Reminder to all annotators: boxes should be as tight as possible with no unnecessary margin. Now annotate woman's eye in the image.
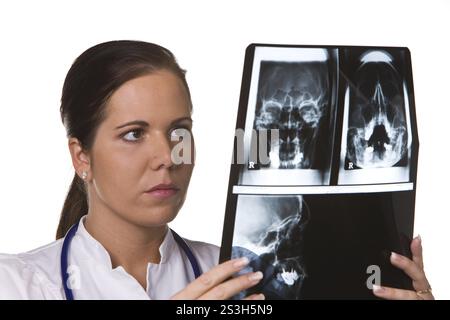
[122,129,144,142]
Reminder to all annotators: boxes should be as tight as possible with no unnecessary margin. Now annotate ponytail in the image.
[56,174,88,239]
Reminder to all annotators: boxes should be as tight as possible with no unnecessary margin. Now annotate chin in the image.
[132,206,179,227]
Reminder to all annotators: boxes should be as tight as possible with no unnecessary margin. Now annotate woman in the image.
[0,40,433,300]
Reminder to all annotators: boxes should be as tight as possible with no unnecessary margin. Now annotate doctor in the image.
[0,40,433,300]
[0,40,265,300]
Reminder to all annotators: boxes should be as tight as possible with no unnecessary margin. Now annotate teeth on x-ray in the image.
[279,268,300,286]
[346,50,408,169]
[253,61,329,169]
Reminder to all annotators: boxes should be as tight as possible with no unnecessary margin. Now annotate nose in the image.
[148,132,174,171]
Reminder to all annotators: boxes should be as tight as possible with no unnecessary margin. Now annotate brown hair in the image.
[56,40,191,239]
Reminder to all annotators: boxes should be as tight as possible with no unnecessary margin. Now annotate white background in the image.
[0,0,448,299]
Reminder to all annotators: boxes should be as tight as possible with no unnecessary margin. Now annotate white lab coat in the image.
[0,216,219,299]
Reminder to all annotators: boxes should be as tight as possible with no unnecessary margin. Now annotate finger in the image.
[372,285,419,300]
[171,257,250,300]
[411,235,424,270]
[243,293,265,301]
[198,271,264,300]
[390,252,426,283]
[410,236,433,294]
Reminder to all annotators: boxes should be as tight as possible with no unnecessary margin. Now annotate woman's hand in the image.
[373,235,434,300]
[170,257,265,300]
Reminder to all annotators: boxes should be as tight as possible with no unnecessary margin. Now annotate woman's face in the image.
[87,70,194,227]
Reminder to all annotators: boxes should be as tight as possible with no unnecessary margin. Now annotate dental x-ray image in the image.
[230,195,309,300]
[338,48,413,184]
[239,47,337,186]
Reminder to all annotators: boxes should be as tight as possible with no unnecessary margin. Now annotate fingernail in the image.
[391,252,400,260]
[416,234,422,243]
[233,257,249,269]
[372,284,385,293]
[248,271,263,282]
[254,294,265,300]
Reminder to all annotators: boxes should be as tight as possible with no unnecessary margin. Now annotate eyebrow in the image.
[115,120,149,130]
[171,116,193,125]
[115,117,193,130]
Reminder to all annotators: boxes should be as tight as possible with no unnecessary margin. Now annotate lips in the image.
[144,183,180,199]
[146,183,179,193]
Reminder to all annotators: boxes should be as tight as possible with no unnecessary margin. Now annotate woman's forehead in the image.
[104,71,191,126]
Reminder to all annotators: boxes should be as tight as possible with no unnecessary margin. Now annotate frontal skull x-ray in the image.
[239,47,337,186]
[254,61,330,169]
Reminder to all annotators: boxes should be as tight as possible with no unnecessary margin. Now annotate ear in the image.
[68,137,91,181]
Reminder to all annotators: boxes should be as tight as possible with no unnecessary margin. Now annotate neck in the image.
[83,208,168,289]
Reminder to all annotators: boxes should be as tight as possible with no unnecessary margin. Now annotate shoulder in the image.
[0,253,39,299]
[0,240,63,299]
[183,238,220,272]
[17,239,64,285]
[0,253,27,283]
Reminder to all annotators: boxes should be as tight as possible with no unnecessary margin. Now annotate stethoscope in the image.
[61,221,202,300]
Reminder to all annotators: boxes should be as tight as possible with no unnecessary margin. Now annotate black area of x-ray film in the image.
[221,44,418,300]
[300,192,414,299]
[252,60,334,170]
[343,48,409,170]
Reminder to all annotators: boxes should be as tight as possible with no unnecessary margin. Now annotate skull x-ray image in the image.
[221,44,418,300]
[226,192,415,299]
[338,48,413,184]
[254,62,330,169]
[231,195,309,300]
[239,47,338,186]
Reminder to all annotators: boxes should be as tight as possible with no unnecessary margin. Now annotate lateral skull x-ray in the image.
[231,195,309,300]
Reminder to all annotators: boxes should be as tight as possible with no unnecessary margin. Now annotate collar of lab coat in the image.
[76,215,176,267]
[65,215,179,299]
